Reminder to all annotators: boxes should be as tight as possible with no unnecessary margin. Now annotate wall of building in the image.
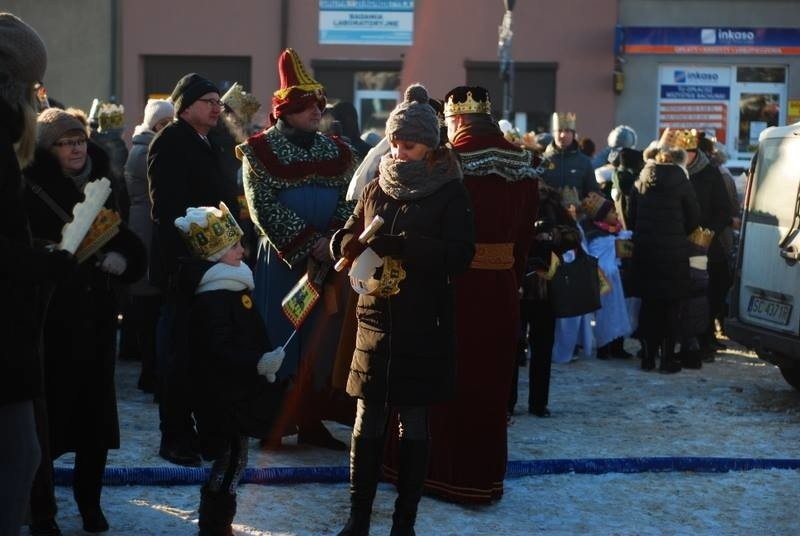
[3,0,112,110]
[616,0,800,150]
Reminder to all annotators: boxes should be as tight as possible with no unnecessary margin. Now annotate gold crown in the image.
[175,203,243,260]
[688,226,715,249]
[552,112,577,132]
[581,191,611,219]
[221,83,262,123]
[659,128,698,150]
[97,103,124,131]
[444,91,492,117]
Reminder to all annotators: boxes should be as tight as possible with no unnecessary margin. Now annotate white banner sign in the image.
[319,0,414,46]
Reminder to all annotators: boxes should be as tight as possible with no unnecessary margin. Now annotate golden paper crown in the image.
[174,202,243,260]
[659,128,698,150]
[581,191,612,220]
[443,91,492,117]
[221,82,261,123]
[76,208,121,262]
[97,103,124,131]
[552,112,577,132]
[688,226,715,249]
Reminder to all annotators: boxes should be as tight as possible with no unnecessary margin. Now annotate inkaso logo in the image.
[673,70,719,84]
[717,28,755,43]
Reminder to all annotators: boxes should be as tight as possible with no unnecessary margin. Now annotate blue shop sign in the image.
[619,26,800,55]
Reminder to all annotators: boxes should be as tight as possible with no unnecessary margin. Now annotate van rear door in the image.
[738,131,800,335]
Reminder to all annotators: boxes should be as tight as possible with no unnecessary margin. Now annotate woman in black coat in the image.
[629,145,701,372]
[24,107,145,533]
[330,85,475,536]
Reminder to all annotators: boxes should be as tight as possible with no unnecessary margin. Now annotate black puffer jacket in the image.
[688,153,732,263]
[629,161,701,300]
[332,164,475,406]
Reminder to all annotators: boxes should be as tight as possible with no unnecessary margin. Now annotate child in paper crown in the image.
[174,203,285,535]
[579,192,633,359]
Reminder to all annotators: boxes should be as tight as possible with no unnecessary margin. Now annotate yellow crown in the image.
[659,128,698,150]
[97,103,124,131]
[688,226,715,249]
[444,91,492,117]
[175,203,243,260]
[552,112,577,132]
[221,82,262,123]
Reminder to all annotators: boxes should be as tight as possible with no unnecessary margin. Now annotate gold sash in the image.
[470,242,515,270]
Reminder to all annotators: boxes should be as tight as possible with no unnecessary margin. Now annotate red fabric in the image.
[383,132,540,503]
[246,131,352,180]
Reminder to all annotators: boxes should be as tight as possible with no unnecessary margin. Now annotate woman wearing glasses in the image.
[23,107,145,534]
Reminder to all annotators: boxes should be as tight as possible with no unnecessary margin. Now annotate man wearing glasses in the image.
[147,73,239,467]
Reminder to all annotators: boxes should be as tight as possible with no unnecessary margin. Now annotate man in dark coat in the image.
[685,132,733,360]
[540,112,599,210]
[148,73,239,466]
[0,13,76,535]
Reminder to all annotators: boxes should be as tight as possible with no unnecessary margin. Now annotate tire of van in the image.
[778,366,800,391]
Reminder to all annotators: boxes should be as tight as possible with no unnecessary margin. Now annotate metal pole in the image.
[498,3,515,121]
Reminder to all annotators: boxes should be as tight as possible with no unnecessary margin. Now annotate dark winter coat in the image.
[0,99,73,406]
[147,118,239,290]
[332,166,475,406]
[688,156,732,263]
[187,262,284,460]
[124,128,159,295]
[628,161,701,301]
[540,141,600,200]
[23,143,146,456]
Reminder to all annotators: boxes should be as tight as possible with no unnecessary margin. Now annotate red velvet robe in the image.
[384,130,540,503]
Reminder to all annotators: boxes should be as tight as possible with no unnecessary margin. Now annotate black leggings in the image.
[353,399,429,442]
[206,435,249,495]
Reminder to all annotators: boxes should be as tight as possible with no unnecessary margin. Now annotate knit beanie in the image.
[0,13,47,84]
[36,107,88,149]
[384,84,439,149]
[142,98,174,130]
[169,73,219,114]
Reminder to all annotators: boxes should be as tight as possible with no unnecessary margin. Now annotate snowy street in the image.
[45,341,800,535]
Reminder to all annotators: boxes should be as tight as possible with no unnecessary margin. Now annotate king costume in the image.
[384,87,540,503]
[237,49,357,440]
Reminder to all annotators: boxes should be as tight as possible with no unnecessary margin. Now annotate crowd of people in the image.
[0,11,742,536]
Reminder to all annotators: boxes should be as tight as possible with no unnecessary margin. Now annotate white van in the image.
[727,121,800,391]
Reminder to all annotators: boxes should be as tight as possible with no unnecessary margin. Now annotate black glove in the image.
[45,249,78,282]
[367,233,405,257]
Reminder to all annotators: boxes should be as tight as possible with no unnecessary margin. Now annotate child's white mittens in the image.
[257,347,285,383]
[98,252,127,275]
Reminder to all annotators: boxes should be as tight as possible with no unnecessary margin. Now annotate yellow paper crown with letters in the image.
[174,202,243,261]
[552,112,577,132]
[221,82,262,123]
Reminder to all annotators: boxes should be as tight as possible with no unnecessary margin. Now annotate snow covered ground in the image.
[41,340,800,535]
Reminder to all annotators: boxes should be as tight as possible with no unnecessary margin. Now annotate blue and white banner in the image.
[319,0,414,46]
[621,27,800,55]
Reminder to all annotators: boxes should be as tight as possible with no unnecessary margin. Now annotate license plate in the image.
[747,295,793,326]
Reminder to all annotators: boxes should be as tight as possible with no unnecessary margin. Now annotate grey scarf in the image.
[69,155,93,191]
[377,153,462,200]
[687,148,710,176]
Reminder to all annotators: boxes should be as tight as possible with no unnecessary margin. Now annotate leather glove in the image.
[98,251,127,275]
[257,346,285,383]
[341,232,367,262]
[367,233,405,257]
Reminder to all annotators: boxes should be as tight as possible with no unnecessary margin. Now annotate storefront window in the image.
[737,67,786,84]
[355,71,400,135]
[737,92,781,153]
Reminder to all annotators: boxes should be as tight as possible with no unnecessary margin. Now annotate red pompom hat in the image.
[270,48,326,124]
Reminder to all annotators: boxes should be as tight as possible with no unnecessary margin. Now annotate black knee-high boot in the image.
[198,487,236,536]
[390,439,430,536]
[641,339,658,371]
[659,337,682,373]
[73,449,109,533]
[338,436,385,536]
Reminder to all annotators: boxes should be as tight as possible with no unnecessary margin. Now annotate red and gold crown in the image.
[174,202,243,260]
[271,48,326,122]
[659,128,698,150]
